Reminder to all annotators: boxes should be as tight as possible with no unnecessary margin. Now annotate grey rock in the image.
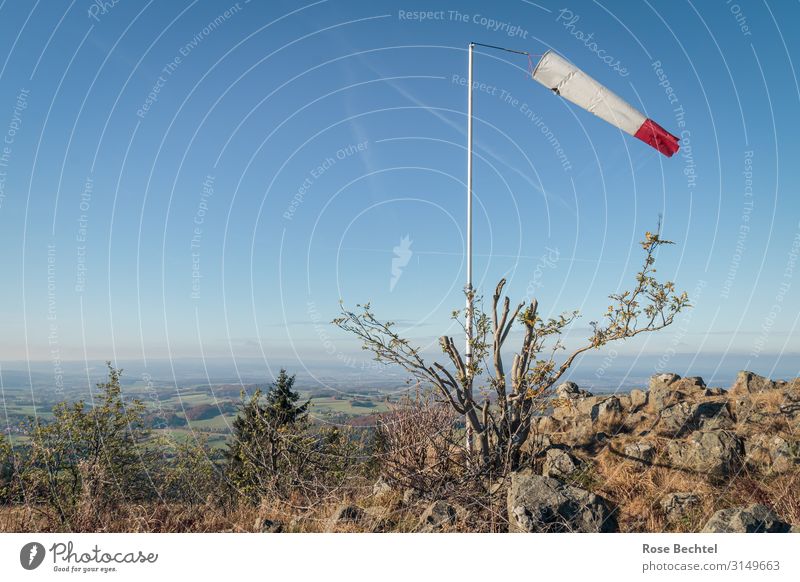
[523,432,552,456]
[623,440,656,464]
[702,504,791,533]
[649,374,706,411]
[745,434,796,474]
[542,448,583,478]
[655,401,695,437]
[576,395,623,426]
[507,470,617,533]
[730,371,778,397]
[667,430,743,477]
[655,401,734,437]
[556,381,593,400]
[623,410,651,433]
[417,500,457,532]
[555,395,621,427]
[557,418,597,447]
[629,389,648,411]
[648,373,682,410]
[532,415,560,435]
[660,492,701,523]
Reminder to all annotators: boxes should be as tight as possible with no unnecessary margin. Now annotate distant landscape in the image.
[3,354,798,450]
[1,363,401,450]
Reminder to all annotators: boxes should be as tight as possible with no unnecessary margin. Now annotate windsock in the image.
[532,50,679,157]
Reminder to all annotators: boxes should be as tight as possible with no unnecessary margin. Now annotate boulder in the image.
[575,396,623,428]
[326,504,366,531]
[745,434,796,474]
[660,492,701,523]
[701,504,791,533]
[655,401,733,437]
[730,371,778,397]
[522,432,552,456]
[554,395,622,429]
[417,501,457,532]
[629,389,648,411]
[648,373,681,410]
[666,430,743,477]
[694,401,735,431]
[623,440,656,464]
[507,470,617,533]
[557,418,596,447]
[649,374,706,411]
[556,381,593,400]
[654,402,694,437]
[623,410,652,434]
[542,448,583,478]
[532,415,560,435]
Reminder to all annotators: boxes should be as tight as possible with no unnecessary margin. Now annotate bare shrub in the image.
[373,392,461,496]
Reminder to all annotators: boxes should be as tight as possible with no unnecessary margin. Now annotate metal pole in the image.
[465,42,474,373]
[463,41,526,456]
[465,42,474,455]
[465,41,525,373]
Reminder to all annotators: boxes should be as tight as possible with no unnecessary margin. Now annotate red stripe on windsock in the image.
[634,119,680,157]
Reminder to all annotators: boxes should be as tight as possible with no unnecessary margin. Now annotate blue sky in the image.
[0,0,798,388]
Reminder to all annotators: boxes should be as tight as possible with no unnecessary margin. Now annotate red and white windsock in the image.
[532,50,679,157]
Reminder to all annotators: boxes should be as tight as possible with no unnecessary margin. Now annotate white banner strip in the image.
[1,533,798,581]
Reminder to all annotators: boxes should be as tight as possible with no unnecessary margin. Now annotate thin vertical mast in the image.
[465,42,474,454]
[465,42,474,374]
[464,42,527,457]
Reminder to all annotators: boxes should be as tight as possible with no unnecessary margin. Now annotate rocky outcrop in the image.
[666,430,743,477]
[730,371,779,397]
[648,374,706,411]
[701,504,791,533]
[512,371,798,533]
[623,440,656,464]
[507,471,617,533]
[745,434,796,474]
[556,381,593,400]
[654,400,733,437]
[629,389,648,411]
[542,448,583,478]
[553,395,623,435]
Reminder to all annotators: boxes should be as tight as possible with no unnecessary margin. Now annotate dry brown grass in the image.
[583,434,800,533]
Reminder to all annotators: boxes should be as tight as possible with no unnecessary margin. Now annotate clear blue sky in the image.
[0,0,798,387]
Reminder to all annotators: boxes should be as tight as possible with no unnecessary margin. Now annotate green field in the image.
[2,383,395,445]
